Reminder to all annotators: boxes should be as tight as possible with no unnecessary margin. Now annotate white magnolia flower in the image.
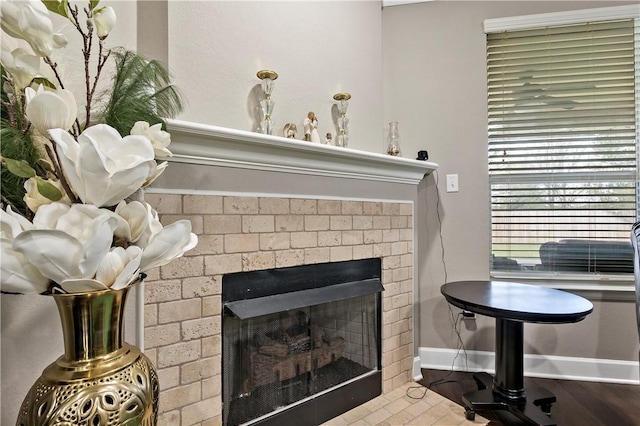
[12,205,119,285]
[0,40,40,89]
[142,161,168,188]
[23,176,70,213]
[0,0,68,57]
[48,124,157,208]
[0,206,50,294]
[95,246,142,290]
[1,239,50,293]
[63,245,142,293]
[0,205,34,239]
[93,6,116,39]
[33,202,126,243]
[131,121,173,158]
[115,200,162,247]
[25,85,77,135]
[140,220,198,272]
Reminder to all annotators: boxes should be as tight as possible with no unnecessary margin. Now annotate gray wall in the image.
[383,1,639,362]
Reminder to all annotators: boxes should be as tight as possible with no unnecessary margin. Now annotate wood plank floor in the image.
[420,369,640,426]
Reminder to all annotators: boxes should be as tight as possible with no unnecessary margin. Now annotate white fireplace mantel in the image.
[166,119,438,185]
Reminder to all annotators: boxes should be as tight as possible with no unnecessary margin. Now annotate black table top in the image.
[441,280,593,324]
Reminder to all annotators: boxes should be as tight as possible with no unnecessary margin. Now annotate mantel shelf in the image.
[165,119,438,185]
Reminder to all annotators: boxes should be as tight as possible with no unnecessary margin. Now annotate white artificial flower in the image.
[1,239,50,293]
[0,0,68,57]
[130,121,173,158]
[0,205,34,239]
[12,205,119,285]
[95,246,142,290]
[63,246,142,293]
[23,177,70,213]
[142,161,168,188]
[0,206,50,294]
[25,85,77,135]
[115,200,162,247]
[48,124,157,208]
[0,39,40,89]
[32,202,129,247]
[140,220,198,272]
[93,6,116,39]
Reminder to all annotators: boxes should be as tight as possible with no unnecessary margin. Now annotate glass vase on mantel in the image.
[386,121,401,156]
[16,282,158,426]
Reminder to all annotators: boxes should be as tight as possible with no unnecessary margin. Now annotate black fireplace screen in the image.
[222,259,382,426]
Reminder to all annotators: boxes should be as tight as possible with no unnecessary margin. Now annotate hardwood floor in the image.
[419,369,640,426]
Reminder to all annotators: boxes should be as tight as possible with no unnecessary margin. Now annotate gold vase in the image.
[16,284,158,426]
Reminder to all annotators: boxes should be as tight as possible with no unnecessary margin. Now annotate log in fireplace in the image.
[222,259,383,425]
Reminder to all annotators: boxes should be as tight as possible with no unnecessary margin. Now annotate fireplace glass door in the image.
[223,292,380,426]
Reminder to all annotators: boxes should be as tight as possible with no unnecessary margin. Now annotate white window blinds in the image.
[487,19,638,274]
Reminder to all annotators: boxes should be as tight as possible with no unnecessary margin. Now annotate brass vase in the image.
[16,284,158,426]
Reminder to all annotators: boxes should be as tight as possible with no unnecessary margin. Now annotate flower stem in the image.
[45,144,78,204]
[43,57,82,136]
[83,24,93,126]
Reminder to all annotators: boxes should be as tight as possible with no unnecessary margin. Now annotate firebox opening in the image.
[222,259,382,426]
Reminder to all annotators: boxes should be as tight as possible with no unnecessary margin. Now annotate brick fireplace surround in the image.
[140,121,437,425]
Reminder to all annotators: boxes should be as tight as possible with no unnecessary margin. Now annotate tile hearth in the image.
[322,382,489,426]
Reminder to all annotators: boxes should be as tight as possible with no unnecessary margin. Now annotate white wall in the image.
[167,1,384,152]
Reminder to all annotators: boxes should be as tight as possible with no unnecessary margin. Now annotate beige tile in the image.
[385,397,412,414]
[361,395,391,412]
[407,408,445,426]
[363,407,392,425]
[384,385,410,401]
[383,409,417,426]
[340,404,372,424]
[403,398,432,418]
[426,401,455,419]
[432,412,467,426]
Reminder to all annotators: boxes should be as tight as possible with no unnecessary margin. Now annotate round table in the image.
[440,280,593,425]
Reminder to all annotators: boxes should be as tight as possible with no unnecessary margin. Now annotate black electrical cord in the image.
[408,171,471,400]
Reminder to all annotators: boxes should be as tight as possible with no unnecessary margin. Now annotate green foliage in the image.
[36,177,63,201]
[42,0,69,19]
[97,49,183,136]
[1,65,41,214]
[3,158,36,178]
[0,123,42,214]
[32,77,56,90]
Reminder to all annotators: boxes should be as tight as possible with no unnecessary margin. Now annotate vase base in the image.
[17,347,158,426]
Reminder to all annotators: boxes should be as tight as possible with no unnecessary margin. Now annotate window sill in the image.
[490,271,636,302]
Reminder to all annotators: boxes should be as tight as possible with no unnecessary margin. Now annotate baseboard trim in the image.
[418,347,639,385]
[412,356,423,382]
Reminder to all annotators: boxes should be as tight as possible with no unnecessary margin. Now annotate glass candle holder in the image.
[257,70,278,135]
[333,92,351,147]
[386,121,401,156]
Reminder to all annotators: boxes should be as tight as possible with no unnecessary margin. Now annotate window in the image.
[486,8,639,277]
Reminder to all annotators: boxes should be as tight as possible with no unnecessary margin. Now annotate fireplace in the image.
[222,259,383,425]
[141,191,420,425]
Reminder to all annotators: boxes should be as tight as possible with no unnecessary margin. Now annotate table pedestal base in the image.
[462,372,557,426]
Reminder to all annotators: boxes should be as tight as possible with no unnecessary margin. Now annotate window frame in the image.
[484,5,640,297]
